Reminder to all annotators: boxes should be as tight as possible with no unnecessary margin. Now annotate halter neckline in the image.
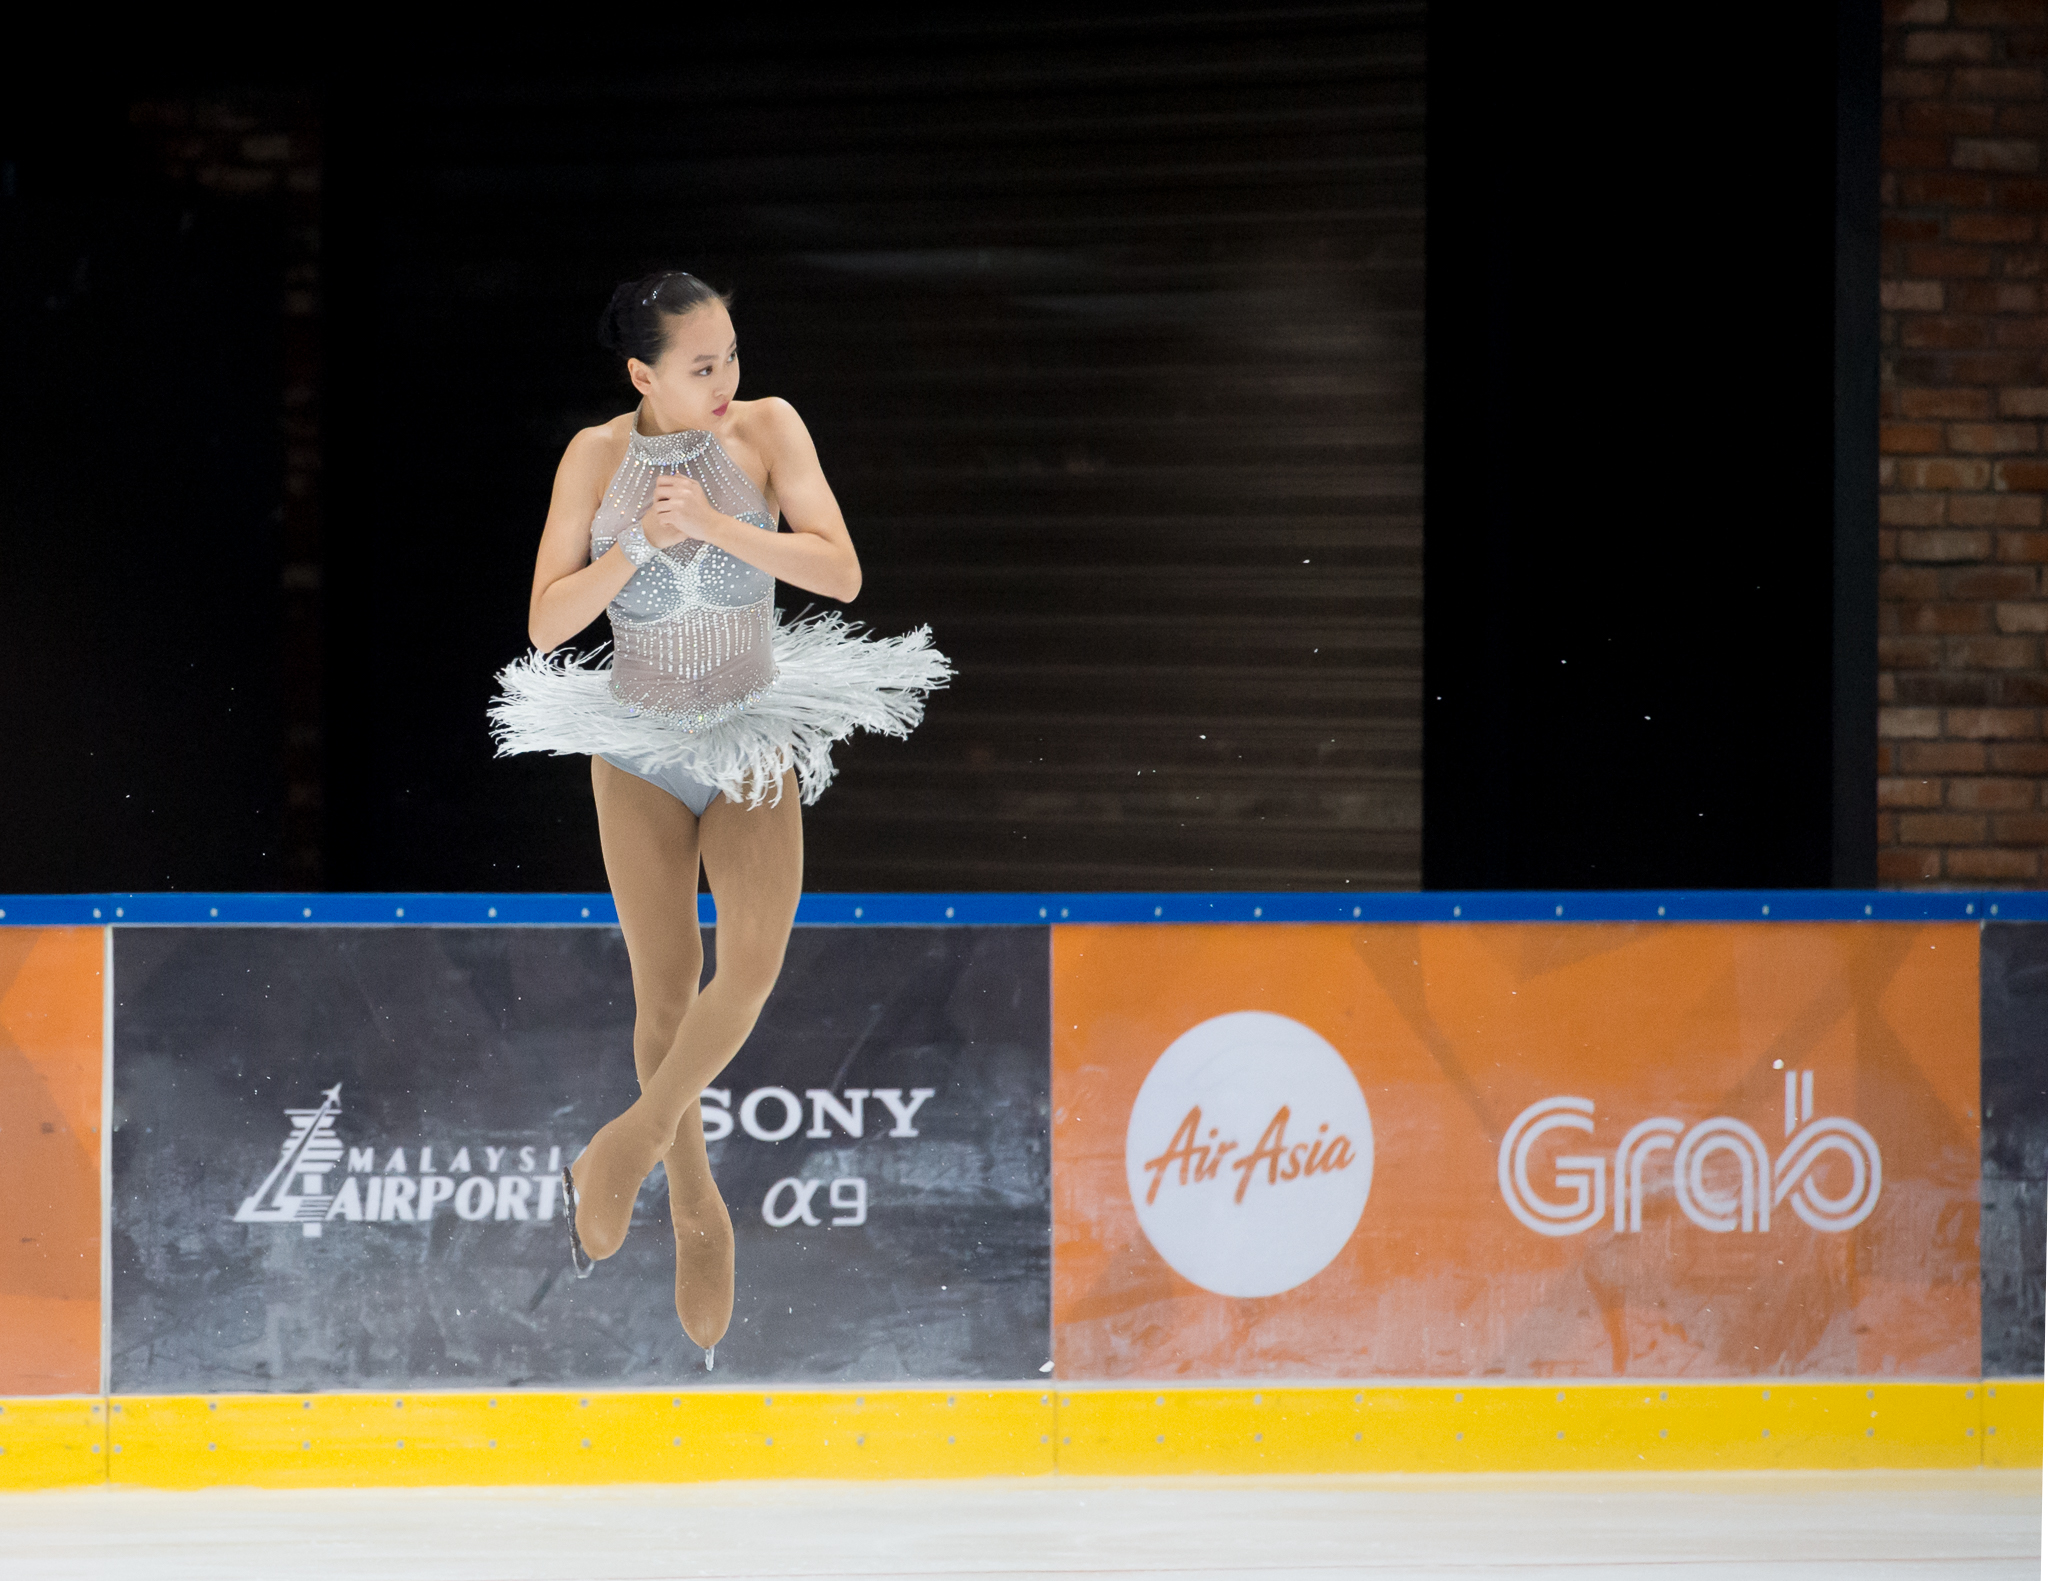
[628,418,715,466]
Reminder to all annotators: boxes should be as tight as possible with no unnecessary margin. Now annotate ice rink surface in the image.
[5,1470,2039,1580]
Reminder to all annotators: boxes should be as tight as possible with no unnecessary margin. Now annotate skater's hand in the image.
[646,475,722,548]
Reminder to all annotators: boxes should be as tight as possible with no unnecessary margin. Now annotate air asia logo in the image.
[1124,1011,1374,1299]
[1498,1068,1883,1238]
[234,1083,934,1238]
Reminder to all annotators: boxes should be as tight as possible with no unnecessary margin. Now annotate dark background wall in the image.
[1424,7,1868,890]
[1,6,1875,896]
[321,10,1426,894]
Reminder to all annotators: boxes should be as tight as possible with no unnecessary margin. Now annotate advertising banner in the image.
[0,927,102,1394]
[1053,922,1980,1380]
[1980,921,2047,1376]
[112,925,1049,1391]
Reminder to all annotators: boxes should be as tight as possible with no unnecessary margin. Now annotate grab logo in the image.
[1124,1011,1374,1298]
[1499,1069,1882,1238]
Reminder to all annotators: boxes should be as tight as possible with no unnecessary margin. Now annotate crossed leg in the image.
[575,759,802,1294]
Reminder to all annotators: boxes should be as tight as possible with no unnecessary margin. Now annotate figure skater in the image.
[489,270,948,1363]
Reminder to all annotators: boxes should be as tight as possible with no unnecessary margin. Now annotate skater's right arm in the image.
[528,422,639,652]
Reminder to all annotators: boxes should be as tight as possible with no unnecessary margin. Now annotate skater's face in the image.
[628,300,740,431]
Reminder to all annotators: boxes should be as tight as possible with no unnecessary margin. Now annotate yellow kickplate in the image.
[1055,1383,1991,1475]
[16,1379,2023,1488]
[1981,1380,2044,1469]
[0,1397,107,1490]
[105,1388,1057,1489]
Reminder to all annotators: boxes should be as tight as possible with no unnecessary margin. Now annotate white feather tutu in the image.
[488,611,951,807]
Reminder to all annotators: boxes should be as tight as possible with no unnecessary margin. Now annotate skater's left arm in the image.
[647,398,863,603]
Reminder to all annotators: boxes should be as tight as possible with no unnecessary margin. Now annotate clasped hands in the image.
[642,474,727,550]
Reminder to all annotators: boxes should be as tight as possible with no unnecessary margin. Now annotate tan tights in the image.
[576,757,803,1347]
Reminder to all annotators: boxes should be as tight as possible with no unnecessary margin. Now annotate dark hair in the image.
[596,270,730,364]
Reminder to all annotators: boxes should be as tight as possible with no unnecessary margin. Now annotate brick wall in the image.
[1881,1,2048,886]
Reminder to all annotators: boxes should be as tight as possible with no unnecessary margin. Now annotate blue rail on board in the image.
[0,890,2039,927]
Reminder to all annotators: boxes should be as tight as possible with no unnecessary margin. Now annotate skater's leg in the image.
[581,761,737,1334]
[574,770,803,1257]
[664,1100,735,1347]
[575,757,702,1259]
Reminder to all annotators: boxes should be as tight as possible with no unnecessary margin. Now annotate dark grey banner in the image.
[111,925,1050,1390]
[1982,920,2047,1378]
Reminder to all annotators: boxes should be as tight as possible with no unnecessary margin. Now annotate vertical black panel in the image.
[1833,0,1881,887]
[0,95,289,890]
[111,925,1049,1389]
[1425,8,1840,889]
[1982,922,2048,1377]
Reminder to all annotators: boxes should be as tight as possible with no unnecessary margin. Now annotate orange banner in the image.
[0,927,103,1393]
[1052,923,1980,1380]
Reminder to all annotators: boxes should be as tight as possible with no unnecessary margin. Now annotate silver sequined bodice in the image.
[593,421,778,731]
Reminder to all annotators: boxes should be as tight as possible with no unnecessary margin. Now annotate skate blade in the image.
[561,1166,595,1279]
[704,1346,714,1372]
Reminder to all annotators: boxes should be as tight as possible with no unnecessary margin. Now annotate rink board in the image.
[0,1382,2037,1489]
[1054,920,1981,1382]
[0,891,2043,1485]
[107,925,1050,1392]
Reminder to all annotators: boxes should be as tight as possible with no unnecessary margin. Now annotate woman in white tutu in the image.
[490,270,948,1361]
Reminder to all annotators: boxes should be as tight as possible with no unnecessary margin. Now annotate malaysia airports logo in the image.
[234,1082,936,1239]
[1124,1011,1374,1299]
[233,1084,570,1238]
[1498,1068,1883,1238]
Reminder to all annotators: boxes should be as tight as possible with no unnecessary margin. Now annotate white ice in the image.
[3,1469,2038,1580]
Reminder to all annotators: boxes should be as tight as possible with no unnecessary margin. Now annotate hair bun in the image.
[595,280,639,357]
[595,270,729,367]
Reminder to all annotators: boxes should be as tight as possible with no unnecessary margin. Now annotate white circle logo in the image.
[1124,1010,1374,1299]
